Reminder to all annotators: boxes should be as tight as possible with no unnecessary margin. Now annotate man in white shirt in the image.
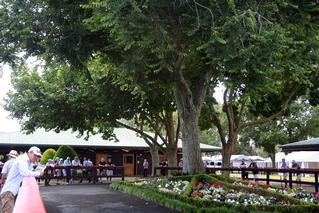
[0,146,44,213]
[1,150,18,185]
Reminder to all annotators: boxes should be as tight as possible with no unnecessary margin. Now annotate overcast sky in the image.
[0,65,225,133]
[0,65,20,132]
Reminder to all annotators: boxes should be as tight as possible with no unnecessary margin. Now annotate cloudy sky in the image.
[0,64,225,133]
[0,65,20,132]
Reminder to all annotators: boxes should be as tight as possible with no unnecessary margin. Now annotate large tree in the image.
[239,101,319,167]
[1,0,319,173]
[5,59,181,172]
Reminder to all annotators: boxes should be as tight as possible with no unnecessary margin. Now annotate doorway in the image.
[123,154,134,176]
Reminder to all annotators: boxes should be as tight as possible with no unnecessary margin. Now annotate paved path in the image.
[41,184,178,213]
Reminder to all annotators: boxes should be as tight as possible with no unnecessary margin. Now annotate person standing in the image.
[143,159,149,177]
[0,147,44,213]
[71,156,82,183]
[1,150,18,185]
[63,157,71,184]
[44,159,55,186]
[281,158,289,188]
[159,160,167,176]
[83,157,93,183]
[291,160,302,188]
[106,158,115,182]
[240,160,248,180]
[98,158,107,182]
[248,160,259,183]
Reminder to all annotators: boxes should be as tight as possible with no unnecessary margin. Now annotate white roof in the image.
[264,151,319,162]
[0,128,221,151]
[202,154,265,162]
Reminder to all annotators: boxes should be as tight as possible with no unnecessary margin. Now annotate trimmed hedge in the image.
[40,148,56,164]
[53,145,77,160]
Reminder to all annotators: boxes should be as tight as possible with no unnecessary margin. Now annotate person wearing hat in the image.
[0,146,45,213]
[1,150,18,185]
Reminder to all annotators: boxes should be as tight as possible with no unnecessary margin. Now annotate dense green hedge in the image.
[53,145,77,160]
[112,174,319,213]
[40,148,56,164]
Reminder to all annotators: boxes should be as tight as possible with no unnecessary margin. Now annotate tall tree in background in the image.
[240,101,319,167]
[1,0,319,173]
[5,59,180,173]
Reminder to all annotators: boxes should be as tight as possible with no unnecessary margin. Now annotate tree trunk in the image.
[165,111,178,169]
[270,153,276,168]
[149,144,159,176]
[174,55,207,174]
[222,142,233,168]
[166,146,177,175]
[180,113,204,174]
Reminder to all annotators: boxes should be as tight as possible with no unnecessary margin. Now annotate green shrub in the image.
[53,145,77,160]
[40,148,56,164]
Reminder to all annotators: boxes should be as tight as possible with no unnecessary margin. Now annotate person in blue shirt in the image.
[63,157,72,184]
[1,150,18,186]
[281,158,289,188]
[83,157,93,183]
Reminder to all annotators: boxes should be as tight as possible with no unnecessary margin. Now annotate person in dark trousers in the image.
[249,160,259,183]
[292,160,302,188]
[159,160,167,176]
[143,159,149,177]
[106,158,115,181]
[240,160,248,180]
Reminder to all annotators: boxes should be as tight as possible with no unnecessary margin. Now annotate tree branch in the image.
[144,116,168,146]
[236,97,247,129]
[212,113,227,146]
[194,71,209,112]
[224,88,235,137]
[240,88,298,129]
[115,120,164,149]
[175,115,181,144]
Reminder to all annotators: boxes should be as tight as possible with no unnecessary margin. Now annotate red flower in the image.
[315,192,319,200]
[211,183,222,188]
[263,184,270,189]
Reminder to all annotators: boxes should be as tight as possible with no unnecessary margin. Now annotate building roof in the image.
[264,151,319,163]
[0,128,221,152]
[280,138,319,152]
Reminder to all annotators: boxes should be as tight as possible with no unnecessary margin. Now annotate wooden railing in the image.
[13,177,46,213]
[154,166,319,193]
[40,165,125,183]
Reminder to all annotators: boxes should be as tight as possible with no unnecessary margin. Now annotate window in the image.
[125,156,133,164]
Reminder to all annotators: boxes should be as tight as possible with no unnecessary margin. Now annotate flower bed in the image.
[191,181,287,206]
[112,174,319,213]
[226,175,319,205]
[132,178,189,194]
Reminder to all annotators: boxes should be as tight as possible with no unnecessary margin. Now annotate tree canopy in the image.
[1,0,319,173]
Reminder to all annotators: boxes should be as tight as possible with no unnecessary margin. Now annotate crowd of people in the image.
[42,155,117,185]
[239,158,303,188]
[0,147,121,212]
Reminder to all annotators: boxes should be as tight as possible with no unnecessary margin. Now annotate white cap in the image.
[28,146,42,157]
[7,150,18,158]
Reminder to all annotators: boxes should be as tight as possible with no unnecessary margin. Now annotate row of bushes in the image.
[111,174,319,213]
[40,145,77,164]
